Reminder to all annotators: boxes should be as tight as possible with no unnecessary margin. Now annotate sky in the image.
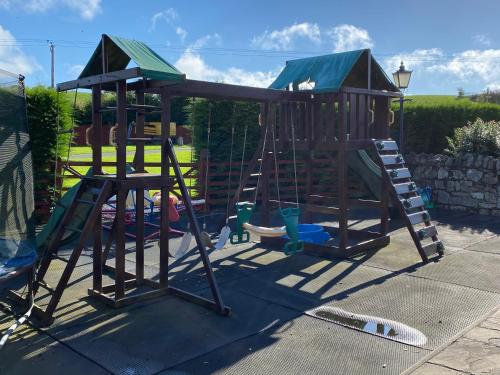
[0,0,499,95]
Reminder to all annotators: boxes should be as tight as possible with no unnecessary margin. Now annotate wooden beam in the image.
[141,79,311,102]
[341,86,402,98]
[57,67,141,92]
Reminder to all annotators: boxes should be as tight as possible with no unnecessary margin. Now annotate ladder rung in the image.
[128,104,162,110]
[128,137,160,142]
[408,211,430,225]
[401,196,425,209]
[243,187,257,192]
[421,241,444,256]
[76,199,95,205]
[394,182,418,195]
[375,140,399,151]
[381,154,405,165]
[417,225,438,240]
[250,173,262,177]
[88,187,102,195]
[388,168,412,180]
[64,226,83,233]
[37,281,55,294]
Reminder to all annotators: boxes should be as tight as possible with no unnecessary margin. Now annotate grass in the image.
[62,145,196,192]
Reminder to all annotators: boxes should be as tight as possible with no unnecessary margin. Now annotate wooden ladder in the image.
[30,178,113,324]
[372,139,444,263]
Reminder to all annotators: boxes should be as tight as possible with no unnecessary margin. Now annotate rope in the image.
[225,104,236,222]
[189,97,195,198]
[52,90,61,204]
[291,103,299,207]
[238,123,248,190]
[270,104,281,209]
[254,119,269,204]
[203,103,212,230]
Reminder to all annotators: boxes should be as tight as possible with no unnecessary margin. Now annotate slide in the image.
[346,150,383,201]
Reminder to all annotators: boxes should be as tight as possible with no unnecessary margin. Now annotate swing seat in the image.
[242,223,286,238]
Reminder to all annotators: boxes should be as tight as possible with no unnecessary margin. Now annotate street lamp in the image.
[392,61,412,154]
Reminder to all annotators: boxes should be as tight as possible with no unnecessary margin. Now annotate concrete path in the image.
[411,307,500,375]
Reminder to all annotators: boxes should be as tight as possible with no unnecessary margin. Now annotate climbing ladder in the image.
[373,140,444,263]
[28,178,112,325]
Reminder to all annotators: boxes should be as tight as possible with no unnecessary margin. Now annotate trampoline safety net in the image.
[0,68,36,269]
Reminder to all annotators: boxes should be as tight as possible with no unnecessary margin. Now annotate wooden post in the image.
[159,88,170,288]
[135,89,145,283]
[91,84,103,292]
[338,93,348,250]
[114,80,127,299]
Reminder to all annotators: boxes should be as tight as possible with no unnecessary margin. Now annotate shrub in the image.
[26,86,72,200]
[445,118,500,157]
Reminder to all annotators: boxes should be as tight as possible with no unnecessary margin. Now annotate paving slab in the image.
[410,363,466,374]
[165,314,430,375]
[429,337,500,374]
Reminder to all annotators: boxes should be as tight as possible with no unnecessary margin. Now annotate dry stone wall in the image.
[405,153,500,216]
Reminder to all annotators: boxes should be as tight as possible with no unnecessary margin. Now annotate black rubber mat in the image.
[464,235,500,255]
[45,289,299,374]
[411,250,500,294]
[163,314,430,375]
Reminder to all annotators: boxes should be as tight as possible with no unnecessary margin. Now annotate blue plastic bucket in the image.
[284,224,331,244]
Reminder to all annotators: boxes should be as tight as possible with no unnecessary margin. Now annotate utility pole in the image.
[49,41,55,89]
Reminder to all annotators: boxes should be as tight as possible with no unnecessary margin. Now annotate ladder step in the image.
[243,187,257,192]
[375,140,399,151]
[88,187,102,195]
[407,211,431,225]
[417,225,438,240]
[64,226,83,233]
[381,154,405,165]
[76,199,95,205]
[388,168,412,180]
[128,137,159,142]
[394,182,418,195]
[401,196,425,210]
[421,241,444,257]
[37,281,55,294]
[250,173,262,177]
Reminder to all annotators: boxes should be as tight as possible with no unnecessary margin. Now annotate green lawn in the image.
[63,145,196,192]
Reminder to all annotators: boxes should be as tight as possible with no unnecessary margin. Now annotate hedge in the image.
[26,86,72,211]
[392,98,500,154]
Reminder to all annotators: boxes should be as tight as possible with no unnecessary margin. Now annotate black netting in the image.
[0,69,36,269]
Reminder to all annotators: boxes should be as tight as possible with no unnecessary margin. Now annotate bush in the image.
[392,98,500,153]
[189,99,261,163]
[26,86,72,199]
[445,118,500,157]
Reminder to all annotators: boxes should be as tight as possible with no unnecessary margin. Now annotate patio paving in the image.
[1,208,499,374]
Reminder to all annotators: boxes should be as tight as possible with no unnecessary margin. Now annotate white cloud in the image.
[0,25,40,75]
[252,22,321,51]
[1,0,101,19]
[68,64,84,77]
[63,0,101,20]
[176,27,187,43]
[328,24,373,52]
[150,8,178,31]
[383,48,500,91]
[175,35,277,87]
[472,33,491,47]
[383,48,444,71]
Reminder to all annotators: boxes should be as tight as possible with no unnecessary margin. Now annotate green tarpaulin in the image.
[79,34,185,82]
[269,49,398,93]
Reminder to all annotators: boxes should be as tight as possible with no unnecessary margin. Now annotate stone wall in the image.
[405,153,500,216]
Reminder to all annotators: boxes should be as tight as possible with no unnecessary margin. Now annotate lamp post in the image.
[392,61,412,154]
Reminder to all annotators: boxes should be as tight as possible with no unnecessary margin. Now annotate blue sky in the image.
[0,0,499,94]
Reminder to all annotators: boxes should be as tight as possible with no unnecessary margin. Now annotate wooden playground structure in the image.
[8,34,444,325]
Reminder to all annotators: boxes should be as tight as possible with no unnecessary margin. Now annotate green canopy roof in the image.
[79,34,185,82]
[269,49,398,93]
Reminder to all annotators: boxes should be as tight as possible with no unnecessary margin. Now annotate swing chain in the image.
[225,103,236,223]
